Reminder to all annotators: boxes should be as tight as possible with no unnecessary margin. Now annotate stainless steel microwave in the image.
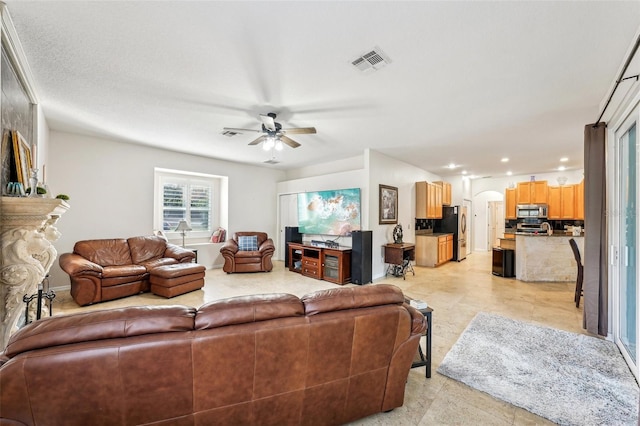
[516,204,548,219]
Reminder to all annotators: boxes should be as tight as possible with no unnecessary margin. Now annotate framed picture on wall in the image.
[379,184,398,224]
[12,130,32,187]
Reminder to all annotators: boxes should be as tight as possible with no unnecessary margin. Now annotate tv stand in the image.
[287,242,352,285]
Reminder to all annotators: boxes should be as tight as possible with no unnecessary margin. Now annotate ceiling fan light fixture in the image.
[263,137,275,151]
[275,139,283,151]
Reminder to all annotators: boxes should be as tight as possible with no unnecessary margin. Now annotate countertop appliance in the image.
[517,204,548,219]
[434,205,467,261]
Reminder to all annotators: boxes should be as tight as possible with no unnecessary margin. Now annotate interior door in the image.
[277,194,299,261]
[614,115,638,376]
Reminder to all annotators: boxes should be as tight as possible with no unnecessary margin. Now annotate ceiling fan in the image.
[223,112,316,150]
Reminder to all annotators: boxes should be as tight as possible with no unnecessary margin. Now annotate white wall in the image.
[367,149,442,280]
[48,130,285,289]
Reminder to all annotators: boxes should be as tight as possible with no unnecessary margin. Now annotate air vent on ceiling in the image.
[264,158,280,165]
[222,130,241,137]
[351,46,392,73]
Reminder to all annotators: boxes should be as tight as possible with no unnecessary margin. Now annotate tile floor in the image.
[53,251,588,425]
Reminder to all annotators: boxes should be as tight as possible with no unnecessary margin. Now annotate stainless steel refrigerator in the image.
[435,206,468,261]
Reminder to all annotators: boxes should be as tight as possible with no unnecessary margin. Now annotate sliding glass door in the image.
[614,113,638,374]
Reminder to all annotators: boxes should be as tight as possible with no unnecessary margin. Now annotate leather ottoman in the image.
[149,263,206,298]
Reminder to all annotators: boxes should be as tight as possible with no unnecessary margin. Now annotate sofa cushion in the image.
[127,235,168,264]
[102,264,148,278]
[74,239,133,267]
[4,305,196,358]
[195,294,304,329]
[237,235,258,251]
[302,284,405,315]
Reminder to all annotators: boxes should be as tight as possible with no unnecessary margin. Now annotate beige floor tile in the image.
[52,251,584,425]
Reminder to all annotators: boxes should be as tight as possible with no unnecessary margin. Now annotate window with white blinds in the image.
[154,168,224,239]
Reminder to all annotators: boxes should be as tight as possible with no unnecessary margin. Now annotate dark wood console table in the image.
[383,243,416,279]
[288,243,352,285]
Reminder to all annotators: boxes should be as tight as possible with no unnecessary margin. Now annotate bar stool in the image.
[569,238,583,308]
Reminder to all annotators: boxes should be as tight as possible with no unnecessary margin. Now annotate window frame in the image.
[154,168,223,240]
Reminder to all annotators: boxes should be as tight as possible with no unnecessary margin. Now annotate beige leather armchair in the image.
[220,232,275,273]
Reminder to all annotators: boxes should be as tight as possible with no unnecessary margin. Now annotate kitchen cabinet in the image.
[548,186,561,219]
[516,181,548,205]
[561,185,575,219]
[415,181,443,219]
[548,184,578,219]
[415,234,453,267]
[435,181,452,206]
[505,188,516,219]
[575,180,584,220]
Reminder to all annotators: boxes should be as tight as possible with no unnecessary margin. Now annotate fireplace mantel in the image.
[0,197,70,348]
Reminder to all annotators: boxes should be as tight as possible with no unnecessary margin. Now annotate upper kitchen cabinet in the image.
[516,181,548,204]
[575,180,584,220]
[547,181,584,220]
[434,181,452,206]
[415,181,443,219]
[505,188,516,219]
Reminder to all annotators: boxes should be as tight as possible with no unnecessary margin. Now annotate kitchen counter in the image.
[515,232,585,237]
[515,234,584,282]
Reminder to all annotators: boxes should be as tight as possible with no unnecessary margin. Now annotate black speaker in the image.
[284,226,302,266]
[351,230,372,285]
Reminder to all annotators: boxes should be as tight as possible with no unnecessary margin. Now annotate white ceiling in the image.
[6,1,640,177]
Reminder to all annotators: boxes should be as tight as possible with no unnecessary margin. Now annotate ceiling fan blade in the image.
[259,114,276,131]
[282,127,316,135]
[222,127,260,133]
[248,135,266,146]
[280,135,301,148]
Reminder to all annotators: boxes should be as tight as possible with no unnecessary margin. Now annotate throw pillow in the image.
[238,235,258,251]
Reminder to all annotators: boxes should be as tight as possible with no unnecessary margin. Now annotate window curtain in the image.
[583,122,608,336]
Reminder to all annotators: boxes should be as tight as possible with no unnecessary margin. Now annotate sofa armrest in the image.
[164,243,196,262]
[220,239,239,255]
[59,253,103,277]
[404,304,427,336]
[258,238,275,254]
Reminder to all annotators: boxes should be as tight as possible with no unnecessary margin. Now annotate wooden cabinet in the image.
[288,243,351,284]
[445,234,453,262]
[548,184,580,220]
[416,181,427,218]
[321,248,351,285]
[505,188,516,219]
[516,181,548,205]
[435,181,452,206]
[416,181,443,219]
[575,180,584,220]
[561,185,575,219]
[548,186,561,219]
[415,234,453,267]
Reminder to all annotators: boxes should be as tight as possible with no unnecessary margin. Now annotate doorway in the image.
[488,201,505,250]
[613,109,638,379]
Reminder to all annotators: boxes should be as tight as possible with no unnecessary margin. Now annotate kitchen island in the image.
[515,233,584,282]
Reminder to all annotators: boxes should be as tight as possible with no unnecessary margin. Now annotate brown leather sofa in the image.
[59,236,196,306]
[0,284,426,426]
[220,231,275,273]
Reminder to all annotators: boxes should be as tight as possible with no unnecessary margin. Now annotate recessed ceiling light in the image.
[560,157,569,162]
[461,170,467,175]
[506,171,512,176]
[447,163,457,169]
[501,157,509,162]
[558,166,566,171]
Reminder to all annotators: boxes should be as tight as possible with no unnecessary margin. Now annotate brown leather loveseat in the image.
[59,235,196,306]
[220,231,275,273]
[0,284,426,426]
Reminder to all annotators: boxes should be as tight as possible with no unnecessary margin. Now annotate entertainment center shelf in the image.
[287,243,352,285]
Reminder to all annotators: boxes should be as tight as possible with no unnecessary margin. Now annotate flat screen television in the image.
[297,188,362,236]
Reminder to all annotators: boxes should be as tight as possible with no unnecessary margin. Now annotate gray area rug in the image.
[438,312,639,426]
